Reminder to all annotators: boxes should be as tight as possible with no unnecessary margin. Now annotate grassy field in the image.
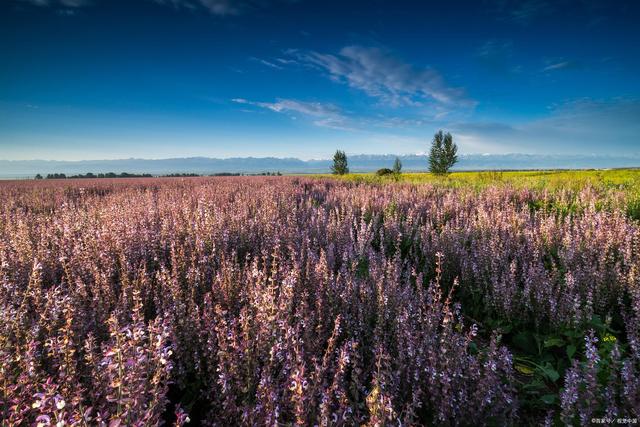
[318,169,640,222]
[2,173,640,425]
[316,168,640,191]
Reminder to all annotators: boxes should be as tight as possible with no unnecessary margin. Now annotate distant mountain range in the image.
[1,154,640,178]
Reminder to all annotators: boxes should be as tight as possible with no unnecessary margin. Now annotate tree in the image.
[428,130,458,174]
[34,174,43,180]
[46,173,66,179]
[442,132,458,172]
[331,150,349,175]
[376,168,394,176]
[392,157,402,175]
[428,131,444,174]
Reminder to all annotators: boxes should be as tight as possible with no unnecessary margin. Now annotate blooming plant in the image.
[0,176,639,425]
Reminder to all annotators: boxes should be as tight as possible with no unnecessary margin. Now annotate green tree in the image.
[442,132,458,172]
[392,157,402,175]
[331,150,349,175]
[376,168,394,176]
[34,174,43,180]
[429,132,444,173]
[429,130,458,174]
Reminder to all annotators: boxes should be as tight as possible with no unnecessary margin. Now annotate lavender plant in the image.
[0,176,639,425]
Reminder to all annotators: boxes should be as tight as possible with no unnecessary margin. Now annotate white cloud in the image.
[292,46,476,109]
[449,98,640,154]
[20,0,299,15]
[19,0,51,5]
[542,60,578,72]
[509,0,552,24]
[250,57,284,70]
[153,0,297,15]
[19,0,88,6]
[475,40,522,74]
[476,40,513,59]
[490,0,553,25]
[60,0,87,6]
[232,98,353,130]
[153,0,240,15]
[232,97,444,132]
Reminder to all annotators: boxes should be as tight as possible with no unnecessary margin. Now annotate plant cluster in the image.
[1,177,639,425]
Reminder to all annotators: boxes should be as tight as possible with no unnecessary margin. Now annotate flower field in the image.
[1,175,639,425]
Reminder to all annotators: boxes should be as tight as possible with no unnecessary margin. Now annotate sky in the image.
[0,0,639,160]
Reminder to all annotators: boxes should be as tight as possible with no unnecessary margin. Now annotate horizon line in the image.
[3,152,640,162]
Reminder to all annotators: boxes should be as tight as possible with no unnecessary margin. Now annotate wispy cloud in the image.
[232,98,353,130]
[476,40,513,59]
[475,39,521,74]
[449,97,640,154]
[510,0,552,24]
[490,0,553,25]
[542,60,579,72]
[275,57,298,66]
[250,57,284,70]
[19,0,88,7]
[60,0,87,5]
[22,0,300,15]
[290,46,476,109]
[152,0,299,16]
[231,97,442,132]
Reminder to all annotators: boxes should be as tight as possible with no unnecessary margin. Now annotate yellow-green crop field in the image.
[315,168,640,222]
[315,168,640,191]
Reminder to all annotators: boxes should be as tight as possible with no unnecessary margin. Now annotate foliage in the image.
[393,157,402,175]
[376,168,394,176]
[1,175,640,425]
[331,150,349,175]
[429,130,458,174]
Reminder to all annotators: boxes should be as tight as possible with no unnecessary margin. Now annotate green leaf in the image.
[500,325,513,334]
[566,344,577,359]
[469,341,478,355]
[541,353,555,363]
[562,329,581,339]
[540,394,557,405]
[523,379,546,391]
[513,332,537,354]
[540,363,560,382]
[590,314,606,331]
[515,363,535,375]
[543,337,565,348]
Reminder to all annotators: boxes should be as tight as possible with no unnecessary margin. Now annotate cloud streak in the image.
[542,60,579,72]
[291,46,476,109]
[22,0,299,15]
[449,98,640,154]
[490,0,553,25]
[475,39,523,74]
[232,98,353,130]
[19,0,88,7]
[231,97,441,132]
[250,57,284,70]
[232,96,640,155]
[153,0,298,15]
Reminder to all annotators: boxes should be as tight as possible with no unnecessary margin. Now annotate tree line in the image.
[36,172,154,179]
[35,171,285,179]
[331,130,458,176]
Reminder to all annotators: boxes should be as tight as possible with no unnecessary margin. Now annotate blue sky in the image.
[1,0,639,160]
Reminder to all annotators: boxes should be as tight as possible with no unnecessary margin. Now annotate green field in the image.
[316,168,640,191]
[316,169,640,222]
